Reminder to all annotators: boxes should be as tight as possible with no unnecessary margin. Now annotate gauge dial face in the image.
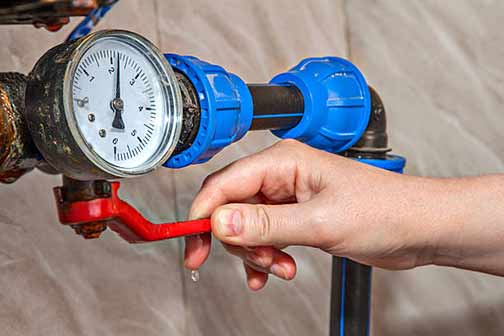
[67,31,181,177]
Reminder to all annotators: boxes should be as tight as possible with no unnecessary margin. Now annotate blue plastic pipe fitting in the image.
[271,57,371,153]
[164,54,253,169]
[164,55,373,168]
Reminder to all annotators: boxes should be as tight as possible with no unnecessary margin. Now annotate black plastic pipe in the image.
[330,87,390,336]
[248,84,304,130]
[330,258,372,336]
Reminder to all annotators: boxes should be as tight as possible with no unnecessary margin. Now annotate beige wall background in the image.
[0,0,503,335]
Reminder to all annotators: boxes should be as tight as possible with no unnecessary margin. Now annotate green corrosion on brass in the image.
[0,73,39,183]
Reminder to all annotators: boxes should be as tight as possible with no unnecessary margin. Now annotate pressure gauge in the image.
[26,30,182,180]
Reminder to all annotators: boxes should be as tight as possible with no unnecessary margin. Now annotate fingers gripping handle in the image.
[55,181,211,243]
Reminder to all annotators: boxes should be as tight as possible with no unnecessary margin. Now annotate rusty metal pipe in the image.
[0,72,40,183]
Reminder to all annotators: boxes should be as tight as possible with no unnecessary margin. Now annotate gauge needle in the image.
[111,55,125,130]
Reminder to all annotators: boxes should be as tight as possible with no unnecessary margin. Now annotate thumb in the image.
[211,203,322,247]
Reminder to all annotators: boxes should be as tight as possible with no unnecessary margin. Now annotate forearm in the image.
[404,174,504,275]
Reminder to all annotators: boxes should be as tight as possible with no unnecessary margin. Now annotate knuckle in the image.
[276,138,301,149]
[201,173,218,188]
[254,205,273,243]
[249,247,275,268]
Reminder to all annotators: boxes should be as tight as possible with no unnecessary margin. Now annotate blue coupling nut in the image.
[164,54,253,168]
[271,57,371,153]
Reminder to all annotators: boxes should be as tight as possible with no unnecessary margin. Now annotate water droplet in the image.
[190,269,200,282]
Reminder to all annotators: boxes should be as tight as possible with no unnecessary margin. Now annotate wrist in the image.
[428,175,504,274]
[386,175,459,268]
[401,175,504,272]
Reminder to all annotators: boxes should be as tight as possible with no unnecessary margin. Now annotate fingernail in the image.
[216,208,242,237]
[270,264,288,280]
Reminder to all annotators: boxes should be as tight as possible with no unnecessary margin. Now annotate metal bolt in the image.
[71,222,107,239]
[112,98,124,111]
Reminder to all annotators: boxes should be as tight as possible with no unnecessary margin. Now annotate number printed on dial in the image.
[71,37,169,171]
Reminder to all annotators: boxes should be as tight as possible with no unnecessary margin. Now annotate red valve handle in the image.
[55,181,211,243]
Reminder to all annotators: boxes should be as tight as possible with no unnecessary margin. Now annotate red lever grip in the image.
[55,181,211,243]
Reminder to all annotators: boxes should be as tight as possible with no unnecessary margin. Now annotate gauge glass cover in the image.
[65,31,181,177]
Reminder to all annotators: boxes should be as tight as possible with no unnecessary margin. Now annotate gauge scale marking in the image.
[71,37,169,172]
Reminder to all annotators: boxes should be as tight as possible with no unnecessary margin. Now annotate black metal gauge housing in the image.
[25,30,183,180]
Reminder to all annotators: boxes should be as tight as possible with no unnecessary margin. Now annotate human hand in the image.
[184,140,438,290]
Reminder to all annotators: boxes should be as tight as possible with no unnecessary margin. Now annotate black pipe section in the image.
[248,84,304,131]
[174,82,305,153]
[330,258,372,336]
[330,86,388,336]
